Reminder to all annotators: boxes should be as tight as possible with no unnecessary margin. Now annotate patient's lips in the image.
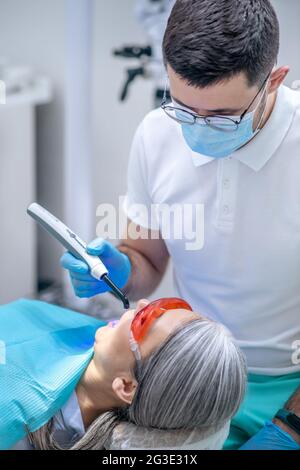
[108,320,119,328]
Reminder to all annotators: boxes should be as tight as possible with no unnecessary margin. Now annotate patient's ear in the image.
[112,376,138,405]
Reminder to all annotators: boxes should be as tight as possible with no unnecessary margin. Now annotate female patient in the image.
[7,297,246,450]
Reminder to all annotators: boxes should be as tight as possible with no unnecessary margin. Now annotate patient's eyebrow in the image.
[171,95,241,115]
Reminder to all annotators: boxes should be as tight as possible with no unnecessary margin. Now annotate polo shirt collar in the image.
[190,85,296,172]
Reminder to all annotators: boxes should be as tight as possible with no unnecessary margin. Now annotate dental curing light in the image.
[27,203,130,309]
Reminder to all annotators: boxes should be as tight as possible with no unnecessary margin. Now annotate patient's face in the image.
[93,299,200,381]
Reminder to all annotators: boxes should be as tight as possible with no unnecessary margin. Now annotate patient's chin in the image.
[94,325,108,344]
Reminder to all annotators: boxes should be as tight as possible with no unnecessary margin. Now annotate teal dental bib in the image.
[0,299,107,449]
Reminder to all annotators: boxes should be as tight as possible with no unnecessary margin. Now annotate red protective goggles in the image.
[130,297,193,344]
[129,297,193,376]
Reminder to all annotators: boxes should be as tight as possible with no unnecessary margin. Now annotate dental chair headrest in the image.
[105,421,230,450]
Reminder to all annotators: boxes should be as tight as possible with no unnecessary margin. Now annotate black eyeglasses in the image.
[161,73,271,132]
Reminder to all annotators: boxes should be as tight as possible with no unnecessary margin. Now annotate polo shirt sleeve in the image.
[123,120,160,231]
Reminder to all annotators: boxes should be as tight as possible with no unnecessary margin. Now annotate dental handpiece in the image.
[27,203,130,309]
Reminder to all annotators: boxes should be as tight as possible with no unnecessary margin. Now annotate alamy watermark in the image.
[96,197,205,251]
[292,340,300,366]
[291,80,300,91]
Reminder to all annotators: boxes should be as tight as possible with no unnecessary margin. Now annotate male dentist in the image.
[62,0,300,449]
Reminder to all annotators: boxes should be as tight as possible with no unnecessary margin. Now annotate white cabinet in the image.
[0,80,51,304]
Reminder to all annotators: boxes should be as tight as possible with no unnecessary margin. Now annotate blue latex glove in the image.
[240,420,300,450]
[60,238,131,298]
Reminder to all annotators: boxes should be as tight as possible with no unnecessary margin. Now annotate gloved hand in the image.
[239,420,300,450]
[60,238,131,298]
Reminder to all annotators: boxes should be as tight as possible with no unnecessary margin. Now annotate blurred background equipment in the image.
[114,0,174,107]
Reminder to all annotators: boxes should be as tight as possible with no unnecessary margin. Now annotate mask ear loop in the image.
[254,77,272,133]
[129,330,142,379]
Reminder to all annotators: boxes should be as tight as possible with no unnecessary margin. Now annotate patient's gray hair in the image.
[30,317,247,450]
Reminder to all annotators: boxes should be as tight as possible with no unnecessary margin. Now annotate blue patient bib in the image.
[0,299,107,449]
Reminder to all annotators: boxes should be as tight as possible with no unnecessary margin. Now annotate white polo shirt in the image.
[124,85,300,375]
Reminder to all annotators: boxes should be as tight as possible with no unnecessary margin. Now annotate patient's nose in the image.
[135,299,150,312]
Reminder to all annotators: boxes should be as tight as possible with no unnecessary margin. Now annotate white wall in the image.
[65,0,93,241]
[92,0,152,212]
[0,0,67,284]
[0,0,95,290]
[272,0,300,85]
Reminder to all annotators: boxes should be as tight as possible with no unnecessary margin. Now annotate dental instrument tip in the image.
[101,274,130,310]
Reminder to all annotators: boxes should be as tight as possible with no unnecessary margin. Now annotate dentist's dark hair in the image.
[163,0,279,88]
[29,318,246,450]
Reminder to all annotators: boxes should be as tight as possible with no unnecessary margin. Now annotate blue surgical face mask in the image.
[177,88,268,159]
